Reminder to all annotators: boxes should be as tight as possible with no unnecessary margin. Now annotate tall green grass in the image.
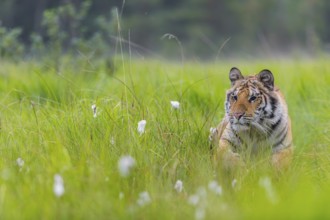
[0,57,330,219]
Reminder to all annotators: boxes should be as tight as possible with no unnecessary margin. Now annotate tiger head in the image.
[225,67,277,132]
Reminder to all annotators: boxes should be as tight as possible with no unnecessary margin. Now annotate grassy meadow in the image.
[1,57,330,219]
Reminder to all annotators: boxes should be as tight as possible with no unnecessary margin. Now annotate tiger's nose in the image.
[233,112,245,120]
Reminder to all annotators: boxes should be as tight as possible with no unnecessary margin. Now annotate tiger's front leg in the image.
[271,146,293,171]
[213,138,244,171]
[271,125,293,170]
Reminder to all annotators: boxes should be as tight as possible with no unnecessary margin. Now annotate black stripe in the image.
[276,124,287,139]
[273,126,288,148]
[271,117,282,131]
[273,141,292,153]
[268,112,275,119]
[259,87,270,95]
[266,96,278,119]
[232,130,242,145]
[258,95,267,123]
[220,138,237,149]
[269,96,278,112]
[225,101,229,113]
[267,116,282,137]
[249,85,257,91]
[226,92,231,102]
[261,95,268,112]
[261,97,275,119]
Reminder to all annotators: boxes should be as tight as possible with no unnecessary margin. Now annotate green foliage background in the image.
[1,0,330,58]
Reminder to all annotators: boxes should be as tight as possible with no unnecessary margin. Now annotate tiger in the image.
[210,67,293,170]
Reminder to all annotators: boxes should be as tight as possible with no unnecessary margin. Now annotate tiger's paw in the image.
[223,152,245,171]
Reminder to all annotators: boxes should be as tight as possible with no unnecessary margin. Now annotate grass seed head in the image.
[118,155,136,177]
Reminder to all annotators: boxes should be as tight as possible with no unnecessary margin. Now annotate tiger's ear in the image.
[229,67,243,86]
[257,69,274,91]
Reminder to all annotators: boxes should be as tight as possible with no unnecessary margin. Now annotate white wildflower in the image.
[16,158,24,168]
[197,187,207,198]
[118,155,136,177]
[110,136,115,145]
[174,180,183,193]
[91,104,97,118]
[188,187,208,220]
[188,194,200,206]
[232,179,237,188]
[188,187,208,208]
[137,120,147,135]
[208,180,222,196]
[119,192,124,200]
[137,191,151,207]
[170,101,180,109]
[259,176,278,204]
[53,174,65,197]
[195,207,205,220]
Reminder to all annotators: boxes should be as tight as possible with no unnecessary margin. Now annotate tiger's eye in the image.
[231,94,237,101]
[249,95,257,102]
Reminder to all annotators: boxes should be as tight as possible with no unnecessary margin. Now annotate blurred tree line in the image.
[0,0,330,60]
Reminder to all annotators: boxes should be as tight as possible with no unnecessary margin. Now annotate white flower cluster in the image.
[53,174,65,197]
[91,104,97,118]
[136,101,180,136]
[16,157,24,168]
[188,187,207,220]
[208,180,222,196]
[137,191,152,207]
[170,101,180,109]
[259,176,278,204]
[174,180,183,193]
[186,180,228,220]
[137,120,147,135]
[118,155,136,177]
